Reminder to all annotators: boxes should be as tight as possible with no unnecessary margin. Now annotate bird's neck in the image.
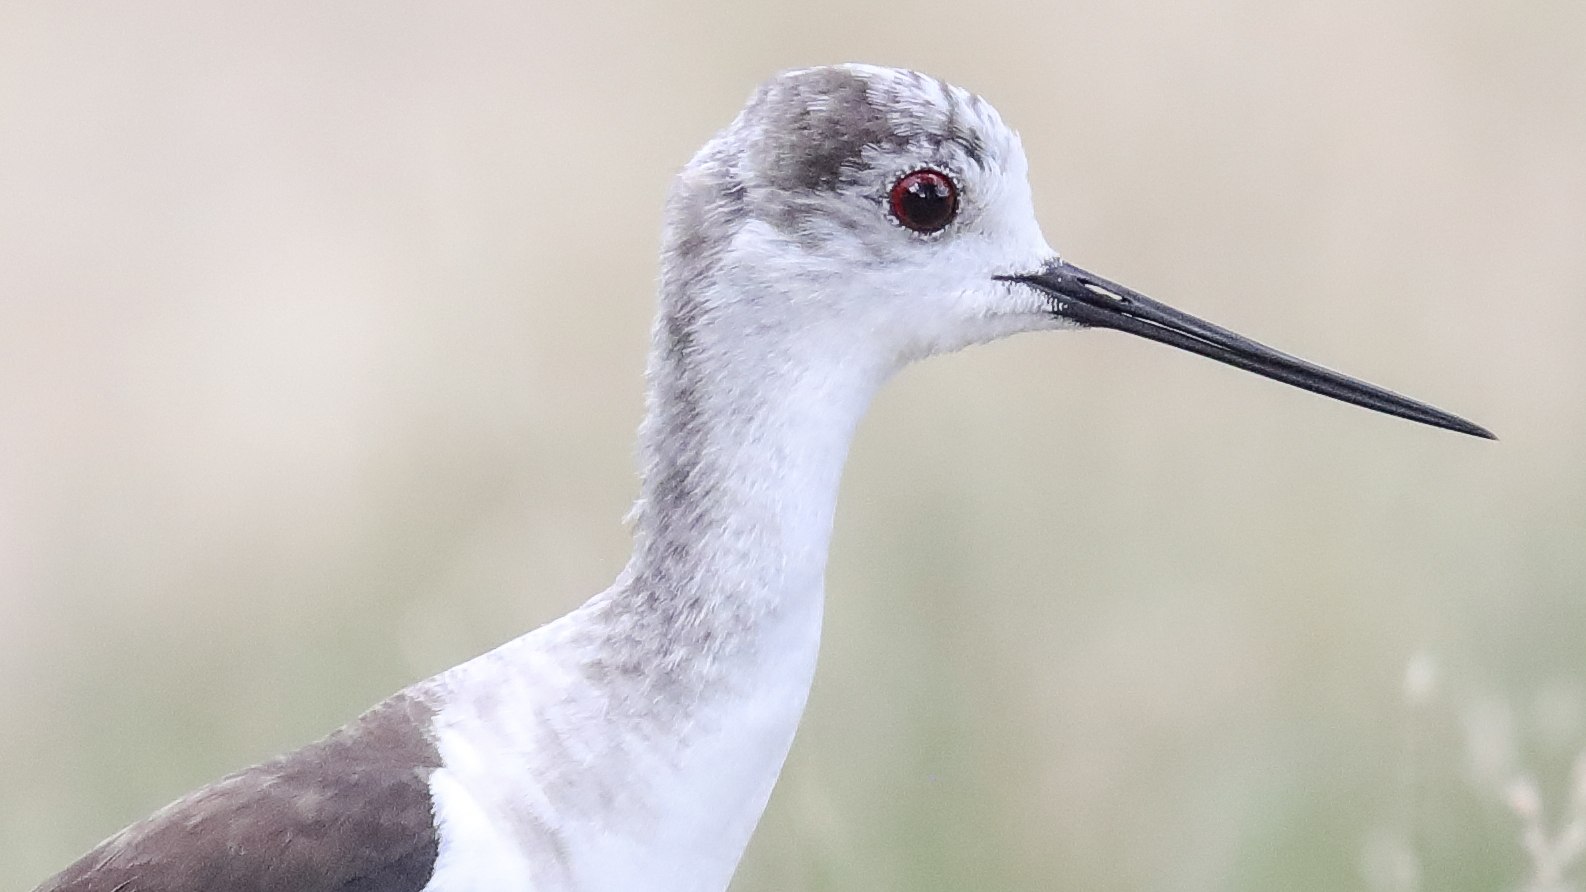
[602,297,892,693]
[421,276,900,891]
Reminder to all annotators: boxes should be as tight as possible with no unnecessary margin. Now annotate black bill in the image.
[1000,259,1494,439]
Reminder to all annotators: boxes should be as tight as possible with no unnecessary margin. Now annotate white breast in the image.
[418,585,825,892]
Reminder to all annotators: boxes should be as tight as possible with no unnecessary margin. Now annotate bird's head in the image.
[657,64,1490,438]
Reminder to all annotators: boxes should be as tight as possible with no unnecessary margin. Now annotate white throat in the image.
[420,244,897,892]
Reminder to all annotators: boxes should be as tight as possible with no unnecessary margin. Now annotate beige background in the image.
[3,1,1583,890]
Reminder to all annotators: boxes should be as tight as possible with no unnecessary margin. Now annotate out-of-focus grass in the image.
[1,1,1582,890]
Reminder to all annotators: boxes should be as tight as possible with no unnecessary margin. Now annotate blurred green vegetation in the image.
[1,1,1583,890]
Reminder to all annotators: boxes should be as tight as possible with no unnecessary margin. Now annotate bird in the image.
[31,63,1492,892]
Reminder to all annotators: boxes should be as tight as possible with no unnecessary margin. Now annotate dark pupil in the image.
[896,173,955,232]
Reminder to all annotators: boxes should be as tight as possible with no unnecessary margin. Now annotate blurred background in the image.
[2,1,1582,890]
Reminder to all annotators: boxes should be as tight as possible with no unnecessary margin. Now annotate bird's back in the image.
[33,692,443,892]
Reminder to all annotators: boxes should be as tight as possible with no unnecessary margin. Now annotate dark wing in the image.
[33,693,443,892]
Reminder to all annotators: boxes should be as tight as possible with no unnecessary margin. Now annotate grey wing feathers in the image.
[32,693,443,892]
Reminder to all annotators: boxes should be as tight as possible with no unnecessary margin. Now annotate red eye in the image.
[889,169,959,233]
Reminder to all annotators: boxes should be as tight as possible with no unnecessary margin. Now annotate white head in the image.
[659,64,1060,375]
[649,64,1488,441]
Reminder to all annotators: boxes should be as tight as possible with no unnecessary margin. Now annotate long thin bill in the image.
[1000,259,1494,439]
